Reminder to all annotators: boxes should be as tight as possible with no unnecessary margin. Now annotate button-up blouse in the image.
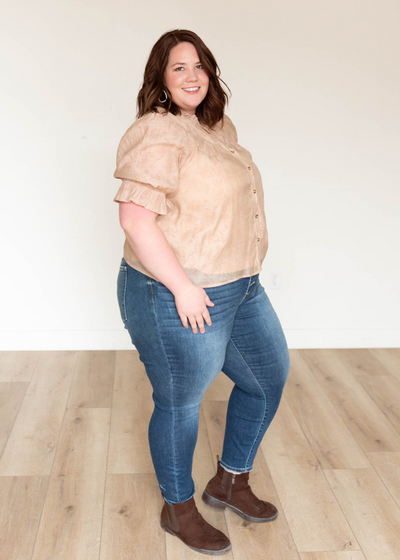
[113,106,269,287]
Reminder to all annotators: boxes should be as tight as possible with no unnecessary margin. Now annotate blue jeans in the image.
[117,257,290,505]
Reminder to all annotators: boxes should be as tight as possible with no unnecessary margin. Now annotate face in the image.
[164,42,209,115]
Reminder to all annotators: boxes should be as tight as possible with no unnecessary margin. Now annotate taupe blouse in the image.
[113,106,269,287]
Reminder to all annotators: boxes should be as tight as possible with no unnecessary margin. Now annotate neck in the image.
[181,108,196,117]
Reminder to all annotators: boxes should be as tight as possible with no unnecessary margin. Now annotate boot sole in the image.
[160,520,232,555]
[202,490,279,524]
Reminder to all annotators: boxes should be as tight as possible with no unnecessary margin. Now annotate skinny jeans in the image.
[117,257,290,504]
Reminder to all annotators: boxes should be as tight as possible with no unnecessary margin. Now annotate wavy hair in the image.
[136,29,231,129]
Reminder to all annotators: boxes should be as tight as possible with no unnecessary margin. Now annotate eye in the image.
[174,65,204,71]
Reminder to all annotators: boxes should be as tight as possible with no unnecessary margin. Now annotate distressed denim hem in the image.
[219,459,253,473]
[163,489,196,505]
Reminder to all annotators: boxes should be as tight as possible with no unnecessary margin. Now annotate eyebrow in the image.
[172,61,201,66]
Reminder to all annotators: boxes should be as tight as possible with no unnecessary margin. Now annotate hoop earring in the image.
[159,89,168,103]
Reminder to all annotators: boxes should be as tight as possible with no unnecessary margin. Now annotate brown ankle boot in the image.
[202,455,278,523]
[160,495,231,555]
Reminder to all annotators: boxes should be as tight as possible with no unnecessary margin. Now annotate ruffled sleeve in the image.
[113,114,185,215]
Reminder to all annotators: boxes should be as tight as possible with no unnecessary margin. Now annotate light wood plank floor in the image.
[0,348,399,560]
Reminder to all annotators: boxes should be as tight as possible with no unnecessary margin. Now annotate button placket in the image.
[229,148,260,237]
[245,162,261,255]
[191,133,263,260]
[247,161,260,245]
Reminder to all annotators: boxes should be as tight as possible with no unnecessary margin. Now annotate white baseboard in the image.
[0,329,399,351]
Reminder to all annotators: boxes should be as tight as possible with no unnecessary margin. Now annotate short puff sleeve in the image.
[113,116,185,215]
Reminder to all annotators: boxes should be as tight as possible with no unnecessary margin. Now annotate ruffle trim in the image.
[113,179,170,215]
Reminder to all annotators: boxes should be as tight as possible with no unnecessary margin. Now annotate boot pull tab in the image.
[227,474,236,501]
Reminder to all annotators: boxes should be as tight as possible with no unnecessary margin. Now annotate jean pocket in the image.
[117,264,128,323]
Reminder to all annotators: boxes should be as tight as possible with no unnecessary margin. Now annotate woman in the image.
[113,29,290,556]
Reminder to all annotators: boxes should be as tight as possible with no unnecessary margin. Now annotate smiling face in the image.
[164,41,209,115]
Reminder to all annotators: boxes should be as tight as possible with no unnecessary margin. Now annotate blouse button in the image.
[230,149,235,153]
[247,166,251,170]
[255,214,258,218]
[257,238,260,242]
[253,189,256,193]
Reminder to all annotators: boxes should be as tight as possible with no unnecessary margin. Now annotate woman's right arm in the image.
[118,201,214,334]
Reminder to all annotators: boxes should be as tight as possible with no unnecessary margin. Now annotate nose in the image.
[186,67,197,82]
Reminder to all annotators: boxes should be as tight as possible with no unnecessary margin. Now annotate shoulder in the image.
[221,114,238,143]
[115,110,186,161]
[118,110,185,147]
[211,113,238,144]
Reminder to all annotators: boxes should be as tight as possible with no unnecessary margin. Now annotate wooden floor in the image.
[0,349,400,560]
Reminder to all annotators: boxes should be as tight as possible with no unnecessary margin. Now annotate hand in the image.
[174,284,215,334]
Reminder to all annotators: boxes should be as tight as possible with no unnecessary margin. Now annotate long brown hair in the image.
[137,29,231,129]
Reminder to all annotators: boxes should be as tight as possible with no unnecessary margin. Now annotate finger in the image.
[188,316,198,334]
[205,296,215,306]
[179,314,189,328]
[195,315,205,334]
[202,312,212,327]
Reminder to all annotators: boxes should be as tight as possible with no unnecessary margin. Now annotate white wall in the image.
[0,0,399,350]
